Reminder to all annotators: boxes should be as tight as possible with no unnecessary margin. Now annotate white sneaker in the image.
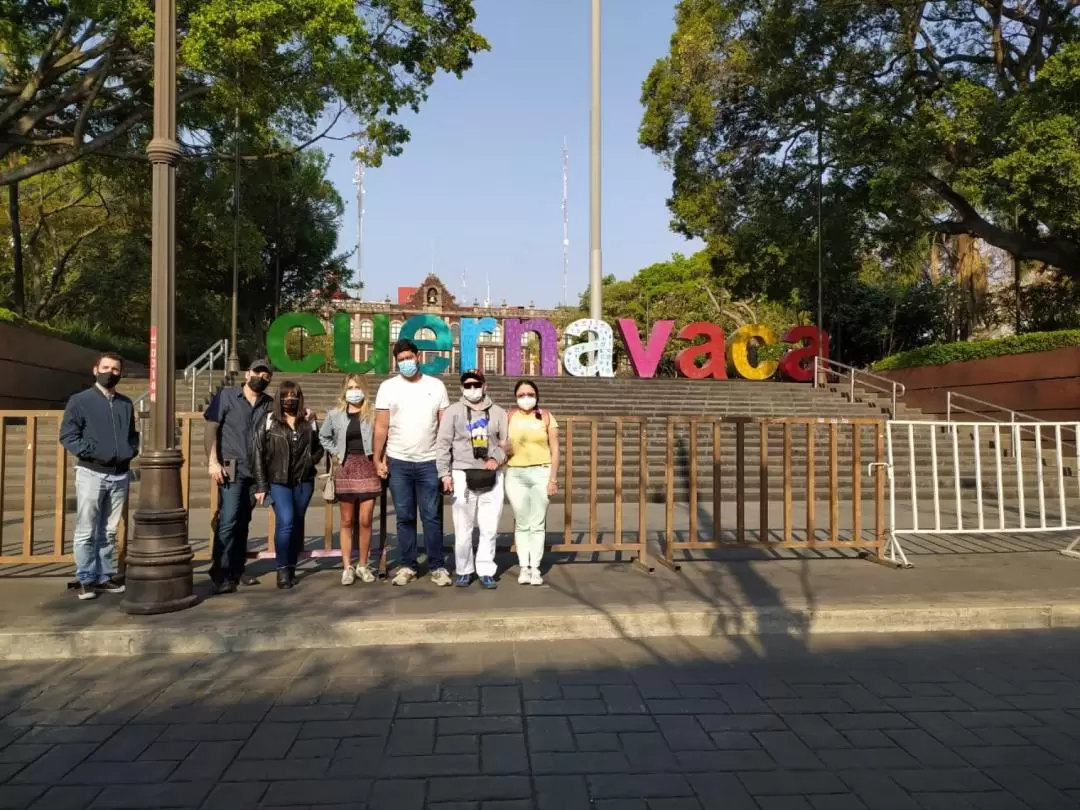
[518,567,531,585]
[392,567,416,586]
[430,568,453,587]
[530,569,543,586]
[341,566,356,586]
[356,564,376,583]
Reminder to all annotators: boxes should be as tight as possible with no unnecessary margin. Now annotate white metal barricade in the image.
[886,420,1080,564]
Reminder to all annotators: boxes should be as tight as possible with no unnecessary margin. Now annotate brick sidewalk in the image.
[2,631,1080,808]
[1,550,1080,659]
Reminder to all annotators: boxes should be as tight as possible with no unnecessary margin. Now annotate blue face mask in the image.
[398,359,418,378]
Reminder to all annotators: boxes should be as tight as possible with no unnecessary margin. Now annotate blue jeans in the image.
[269,481,314,569]
[210,477,255,583]
[73,467,130,585]
[387,457,444,571]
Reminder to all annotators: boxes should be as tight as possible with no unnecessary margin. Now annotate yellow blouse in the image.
[507,411,558,467]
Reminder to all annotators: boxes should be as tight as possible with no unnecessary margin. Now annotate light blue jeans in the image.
[504,465,551,570]
[73,467,130,585]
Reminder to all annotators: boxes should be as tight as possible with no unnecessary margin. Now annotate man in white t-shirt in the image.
[374,338,452,586]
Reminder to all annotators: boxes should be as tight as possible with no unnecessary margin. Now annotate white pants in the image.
[504,466,550,570]
[451,469,504,577]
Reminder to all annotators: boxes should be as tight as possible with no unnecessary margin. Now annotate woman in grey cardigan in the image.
[319,374,381,585]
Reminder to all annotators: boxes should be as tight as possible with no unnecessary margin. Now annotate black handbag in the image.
[464,468,497,493]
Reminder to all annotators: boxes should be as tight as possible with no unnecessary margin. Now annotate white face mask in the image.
[517,396,537,411]
[345,390,364,405]
[463,387,483,403]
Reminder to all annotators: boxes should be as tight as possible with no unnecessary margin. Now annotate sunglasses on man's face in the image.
[463,382,483,390]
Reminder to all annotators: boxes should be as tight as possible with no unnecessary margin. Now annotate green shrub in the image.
[872,330,1080,371]
[0,308,149,364]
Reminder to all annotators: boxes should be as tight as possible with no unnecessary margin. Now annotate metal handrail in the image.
[945,391,1077,453]
[813,356,906,416]
[945,391,1049,425]
[133,338,229,413]
[183,339,230,411]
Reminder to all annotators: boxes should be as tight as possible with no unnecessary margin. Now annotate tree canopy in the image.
[0,0,488,185]
[1,0,486,363]
[640,0,1080,278]
[0,143,349,363]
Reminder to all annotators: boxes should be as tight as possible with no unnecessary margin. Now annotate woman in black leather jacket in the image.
[253,381,323,589]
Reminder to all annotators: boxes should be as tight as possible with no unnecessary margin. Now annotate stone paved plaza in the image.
[1,630,1080,809]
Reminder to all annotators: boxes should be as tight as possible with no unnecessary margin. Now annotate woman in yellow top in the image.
[504,380,560,585]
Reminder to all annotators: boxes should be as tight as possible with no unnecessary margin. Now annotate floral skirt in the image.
[336,453,382,503]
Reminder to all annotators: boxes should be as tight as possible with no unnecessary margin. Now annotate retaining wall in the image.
[0,323,147,409]
[878,346,1080,422]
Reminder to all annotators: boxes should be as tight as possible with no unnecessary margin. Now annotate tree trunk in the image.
[7,176,24,315]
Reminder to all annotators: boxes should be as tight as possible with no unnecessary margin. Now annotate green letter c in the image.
[266,312,326,373]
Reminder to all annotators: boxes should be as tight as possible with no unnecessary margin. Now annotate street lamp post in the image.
[226,100,242,379]
[122,0,196,614]
[588,0,603,323]
[813,96,826,384]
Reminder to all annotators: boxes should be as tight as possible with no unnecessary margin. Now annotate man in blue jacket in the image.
[59,352,139,601]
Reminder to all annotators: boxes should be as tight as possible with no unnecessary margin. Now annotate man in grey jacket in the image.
[435,369,508,589]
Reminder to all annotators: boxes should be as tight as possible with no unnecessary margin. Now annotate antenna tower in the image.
[352,135,368,299]
[562,139,570,306]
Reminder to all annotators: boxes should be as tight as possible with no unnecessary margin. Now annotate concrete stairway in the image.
[4,373,1071,514]
[4,373,920,507]
[4,371,1067,509]
[2,374,1069,512]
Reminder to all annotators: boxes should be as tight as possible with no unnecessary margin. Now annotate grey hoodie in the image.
[435,394,509,479]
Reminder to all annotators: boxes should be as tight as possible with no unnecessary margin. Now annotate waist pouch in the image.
[464,468,497,493]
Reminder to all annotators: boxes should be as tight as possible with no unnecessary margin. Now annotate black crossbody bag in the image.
[464,406,497,493]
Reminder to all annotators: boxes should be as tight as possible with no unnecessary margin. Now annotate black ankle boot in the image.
[276,569,292,589]
[287,566,296,585]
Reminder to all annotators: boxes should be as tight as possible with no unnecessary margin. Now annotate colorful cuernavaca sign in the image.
[265,312,829,382]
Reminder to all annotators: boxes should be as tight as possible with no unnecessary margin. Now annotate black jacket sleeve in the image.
[252,422,270,494]
[309,421,325,472]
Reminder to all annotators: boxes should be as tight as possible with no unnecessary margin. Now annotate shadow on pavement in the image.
[1,630,1080,808]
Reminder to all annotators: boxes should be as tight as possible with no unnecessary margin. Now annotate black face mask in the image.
[248,377,270,394]
[95,372,120,390]
[282,398,299,414]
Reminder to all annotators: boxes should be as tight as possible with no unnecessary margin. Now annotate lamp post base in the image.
[122,448,197,615]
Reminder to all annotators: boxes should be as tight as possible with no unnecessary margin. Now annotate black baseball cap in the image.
[250,358,273,373]
[460,368,485,385]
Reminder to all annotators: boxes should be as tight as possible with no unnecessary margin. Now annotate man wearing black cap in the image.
[203,359,274,593]
[435,369,508,589]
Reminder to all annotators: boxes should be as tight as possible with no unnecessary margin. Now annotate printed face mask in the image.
[517,396,537,411]
[345,390,364,405]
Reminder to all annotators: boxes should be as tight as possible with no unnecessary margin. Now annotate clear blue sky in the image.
[319,0,698,310]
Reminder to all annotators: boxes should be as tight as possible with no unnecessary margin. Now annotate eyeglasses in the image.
[462,382,483,390]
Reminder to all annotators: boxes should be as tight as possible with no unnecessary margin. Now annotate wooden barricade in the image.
[0,411,93,565]
[0,411,650,575]
[548,415,651,572]
[660,416,886,570]
[0,411,389,574]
